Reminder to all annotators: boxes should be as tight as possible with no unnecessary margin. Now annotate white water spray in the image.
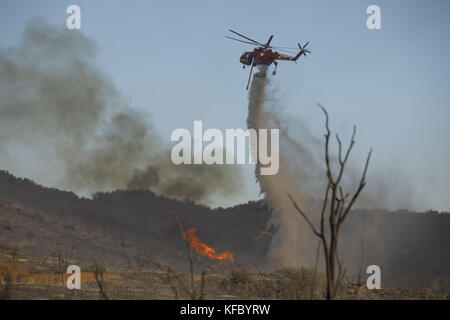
[246,66,326,268]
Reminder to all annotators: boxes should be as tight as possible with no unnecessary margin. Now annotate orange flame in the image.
[185,228,234,264]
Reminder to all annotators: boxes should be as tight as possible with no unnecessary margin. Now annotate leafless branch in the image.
[288,103,372,300]
[288,193,323,238]
[169,211,206,300]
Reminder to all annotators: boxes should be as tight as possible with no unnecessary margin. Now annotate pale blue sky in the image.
[1,1,449,210]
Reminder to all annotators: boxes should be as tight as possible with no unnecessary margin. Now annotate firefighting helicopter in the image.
[226,29,311,89]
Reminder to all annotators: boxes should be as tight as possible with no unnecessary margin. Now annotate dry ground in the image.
[0,249,447,300]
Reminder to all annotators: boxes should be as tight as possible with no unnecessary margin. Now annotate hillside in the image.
[0,170,271,272]
[0,170,448,292]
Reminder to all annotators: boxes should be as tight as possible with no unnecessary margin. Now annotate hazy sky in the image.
[1,0,449,211]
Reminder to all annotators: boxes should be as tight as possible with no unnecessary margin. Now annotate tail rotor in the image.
[298,42,311,57]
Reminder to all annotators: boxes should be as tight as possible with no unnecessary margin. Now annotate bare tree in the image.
[169,211,206,300]
[0,272,13,300]
[119,246,155,273]
[309,240,321,300]
[54,249,68,286]
[11,246,18,260]
[93,261,109,300]
[288,104,372,300]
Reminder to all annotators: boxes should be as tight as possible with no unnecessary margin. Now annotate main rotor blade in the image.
[265,35,274,47]
[272,46,299,50]
[228,29,264,46]
[304,41,309,48]
[225,36,259,46]
[272,48,296,53]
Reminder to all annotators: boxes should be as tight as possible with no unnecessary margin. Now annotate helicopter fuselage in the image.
[240,48,302,67]
[240,48,278,66]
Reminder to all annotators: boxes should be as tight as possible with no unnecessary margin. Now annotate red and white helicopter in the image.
[226,29,311,89]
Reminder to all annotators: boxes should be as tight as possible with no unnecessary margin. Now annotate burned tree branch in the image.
[170,211,196,299]
[288,103,372,300]
[169,211,206,300]
[288,193,323,238]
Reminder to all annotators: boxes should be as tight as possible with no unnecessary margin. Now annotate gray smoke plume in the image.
[0,18,244,205]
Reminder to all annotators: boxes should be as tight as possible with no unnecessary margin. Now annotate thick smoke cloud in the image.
[0,19,244,204]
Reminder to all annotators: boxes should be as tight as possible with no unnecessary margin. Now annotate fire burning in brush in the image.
[185,228,234,264]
